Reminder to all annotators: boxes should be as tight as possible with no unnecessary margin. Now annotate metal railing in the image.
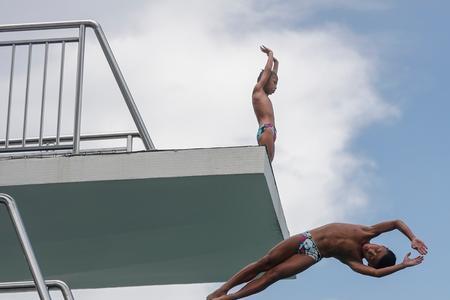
[0,131,140,155]
[0,20,155,155]
[0,193,52,300]
[0,280,74,300]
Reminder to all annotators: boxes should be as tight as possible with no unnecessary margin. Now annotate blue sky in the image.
[0,1,448,299]
[255,2,449,299]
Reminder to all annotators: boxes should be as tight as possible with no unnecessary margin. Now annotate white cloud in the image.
[107,1,398,230]
[0,0,397,299]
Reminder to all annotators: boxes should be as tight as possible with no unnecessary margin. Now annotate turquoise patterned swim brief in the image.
[298,231,322,262]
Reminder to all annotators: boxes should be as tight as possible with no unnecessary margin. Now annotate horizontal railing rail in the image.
[0,20,155,156]
[0,132,140,153]
[0,37,79,47]
[0,280,74,300]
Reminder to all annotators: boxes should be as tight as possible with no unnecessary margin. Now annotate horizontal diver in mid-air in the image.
[207,220,428,300]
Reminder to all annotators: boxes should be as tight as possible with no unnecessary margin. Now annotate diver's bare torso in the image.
[310,223,372,262]
[252,89,275,126]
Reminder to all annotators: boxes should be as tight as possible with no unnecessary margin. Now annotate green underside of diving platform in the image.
[0,147,288,288]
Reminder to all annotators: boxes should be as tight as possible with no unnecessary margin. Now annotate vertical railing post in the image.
[56,41,66,145]
[22,43,33,147]
[0,194,52,300]
[126,134,133,152]
[5,44,16,149]
[39,42,49,147]
[73,24,86,154]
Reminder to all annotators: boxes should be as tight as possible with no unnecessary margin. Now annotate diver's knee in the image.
[258,255,275,270]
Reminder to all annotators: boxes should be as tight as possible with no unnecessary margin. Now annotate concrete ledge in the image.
[0,146,269,185]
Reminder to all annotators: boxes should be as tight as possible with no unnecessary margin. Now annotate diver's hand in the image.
[402,252,424,267]
[411,237,428,255]
[260,45,273,55]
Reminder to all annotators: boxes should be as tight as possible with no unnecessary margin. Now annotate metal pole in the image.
[39,42,49,147]
[22,43,33,147]
[0,20,96,32]
[73,25,86,154]
[0,194,52,300]
[91,24,155,150]
[0,280,74,300]
[5,44,16,149]
[56,41,66,145]
[0,37,79,47]
[126,134,132,152]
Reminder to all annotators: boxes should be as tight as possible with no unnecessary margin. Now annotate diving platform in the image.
[0,20,289,295]
[0,146,288,288]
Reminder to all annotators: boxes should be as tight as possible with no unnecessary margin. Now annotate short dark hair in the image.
[375,249,396,269]
[257,70,277,82]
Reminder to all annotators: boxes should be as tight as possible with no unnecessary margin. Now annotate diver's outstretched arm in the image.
[273,57,279,75]
[346,253,424,278]
[368,220,428,255]
[255,45,274,89]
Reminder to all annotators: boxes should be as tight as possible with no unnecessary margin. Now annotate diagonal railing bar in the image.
[0,194,52,300]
